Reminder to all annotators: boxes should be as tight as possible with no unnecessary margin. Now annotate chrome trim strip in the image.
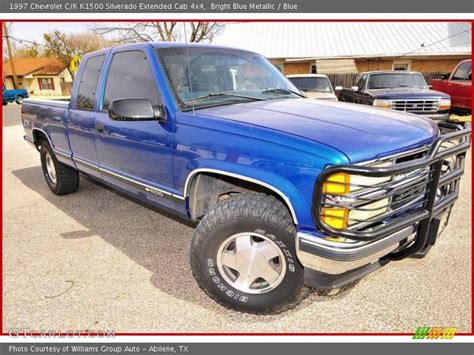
[100,166,184,199]
[183,168,299,224]
[73,156,185,201]
[53,149,72,160]
[73,156,100,170]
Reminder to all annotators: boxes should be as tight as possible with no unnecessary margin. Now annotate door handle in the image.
[95,122,105,134]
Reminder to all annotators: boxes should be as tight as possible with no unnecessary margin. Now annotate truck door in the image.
[450,61,471,111]
[94,49,175,197]
[68,54,106,176]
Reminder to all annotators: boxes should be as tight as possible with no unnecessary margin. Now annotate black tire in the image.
[190,193,307,314]
[2,101,7,106]
[40,141,79,195]
[15,95,23,104]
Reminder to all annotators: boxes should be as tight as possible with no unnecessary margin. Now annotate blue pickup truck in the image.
[21,43,470,314]
[3,85,29,105]
[338,71,452,121]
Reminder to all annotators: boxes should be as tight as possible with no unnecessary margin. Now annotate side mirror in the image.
[351,86,359,92]
[334,86,343,91]
[109,99,166,121]
[440,73,450,80]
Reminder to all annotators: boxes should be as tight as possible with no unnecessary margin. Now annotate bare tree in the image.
[14,42,40,58]
[93,22,223,43]
[43,31,112,79]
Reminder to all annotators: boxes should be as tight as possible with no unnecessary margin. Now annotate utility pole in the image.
[3,22,18,89]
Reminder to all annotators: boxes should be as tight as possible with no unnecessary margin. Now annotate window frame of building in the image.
[274,63,284,73]
[392,60,412,71]
[38,77,55,91]
[310,64,317,74]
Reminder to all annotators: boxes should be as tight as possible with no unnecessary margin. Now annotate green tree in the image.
[43,31,111,79]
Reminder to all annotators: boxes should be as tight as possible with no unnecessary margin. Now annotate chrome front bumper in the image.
[296,225,416,275]
[422,112,450,121]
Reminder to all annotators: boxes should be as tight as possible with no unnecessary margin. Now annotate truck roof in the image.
[360,70,423,75]
[83,42,258,59]
[286,74,329,78]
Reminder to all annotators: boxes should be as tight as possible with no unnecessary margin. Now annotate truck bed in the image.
[21,98,73,164]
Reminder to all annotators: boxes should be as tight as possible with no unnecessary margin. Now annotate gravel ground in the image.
[3,104,472,333]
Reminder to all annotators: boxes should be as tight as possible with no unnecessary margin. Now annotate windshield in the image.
[288,77,333,93]
[367,73,428,89]
[157,46,301,110]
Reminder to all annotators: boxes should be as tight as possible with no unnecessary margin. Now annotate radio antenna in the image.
[183,22,195,115]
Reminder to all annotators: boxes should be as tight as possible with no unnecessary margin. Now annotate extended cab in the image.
[338,71,452,121]
[21,43,470,314]
[3,85,29,105]
[431,59,472,115]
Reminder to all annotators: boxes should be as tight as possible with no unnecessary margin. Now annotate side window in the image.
[103,51,161,110]
[452,62,471,81]
[77,55,105,110]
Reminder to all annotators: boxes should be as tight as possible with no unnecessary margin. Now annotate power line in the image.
[398,28,471,58]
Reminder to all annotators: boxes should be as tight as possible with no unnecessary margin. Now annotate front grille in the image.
[391,99,440,114]
[321,153,430,233]
[313,122,471,242]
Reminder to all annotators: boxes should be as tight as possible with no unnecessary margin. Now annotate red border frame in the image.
[0,18,472,337]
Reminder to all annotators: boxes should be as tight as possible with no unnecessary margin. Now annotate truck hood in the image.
[366,88,450,100]
[197,98,439,163]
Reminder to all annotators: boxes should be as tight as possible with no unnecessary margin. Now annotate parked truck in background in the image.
[3,85,29,105]
[21,43,470,314]
[431,59,472,115]
[287,74,339,101]
[338,71,452,121]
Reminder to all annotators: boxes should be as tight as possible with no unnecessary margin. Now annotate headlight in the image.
[439,98,451,111]
[321,167,392,231]
[373,99,392,109]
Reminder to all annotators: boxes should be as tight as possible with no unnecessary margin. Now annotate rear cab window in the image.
[76,55,106,110]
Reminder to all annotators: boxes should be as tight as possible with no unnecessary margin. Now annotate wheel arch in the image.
[184,168,299,225]
[32,128,53,150]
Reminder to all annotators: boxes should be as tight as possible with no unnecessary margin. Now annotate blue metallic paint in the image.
[21,42,440,236]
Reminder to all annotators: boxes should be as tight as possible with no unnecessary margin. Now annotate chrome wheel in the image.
[216,232,286,294]
[45,152,57,184]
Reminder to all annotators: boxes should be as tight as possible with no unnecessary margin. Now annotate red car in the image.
[431,59,472,115]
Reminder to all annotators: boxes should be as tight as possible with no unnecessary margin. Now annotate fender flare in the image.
[183,168,299,225]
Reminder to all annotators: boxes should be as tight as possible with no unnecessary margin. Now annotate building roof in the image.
[213,22,472,60]
[3,57,66,76]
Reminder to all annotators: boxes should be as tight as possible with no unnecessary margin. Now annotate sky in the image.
[8,22,96,44]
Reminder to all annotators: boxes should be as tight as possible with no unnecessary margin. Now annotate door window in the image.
[358,75,367,91]
[452,62,471,80]
[76,55,105,110]
[103,51,161,110]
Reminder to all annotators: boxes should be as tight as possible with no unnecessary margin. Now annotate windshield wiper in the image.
[187,92,266,104]
[261,88,306,98]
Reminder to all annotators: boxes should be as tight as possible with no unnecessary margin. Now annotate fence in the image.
[325,71,446,88]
